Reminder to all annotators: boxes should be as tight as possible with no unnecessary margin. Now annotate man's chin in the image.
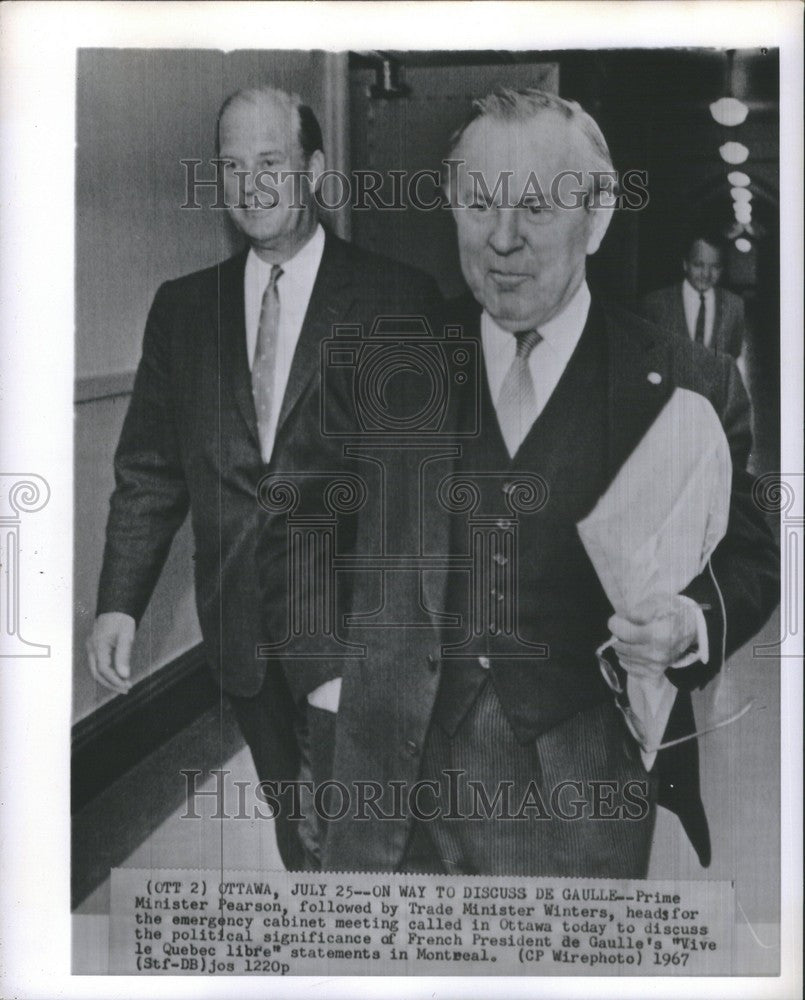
[229,212,280,242]
[482,298,534,333]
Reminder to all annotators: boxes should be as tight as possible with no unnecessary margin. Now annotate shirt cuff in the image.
[669,596,710,668]
[306,677,342,713]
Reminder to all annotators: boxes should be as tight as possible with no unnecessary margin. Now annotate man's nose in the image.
[227,170,254,206]
[488,208,524,254]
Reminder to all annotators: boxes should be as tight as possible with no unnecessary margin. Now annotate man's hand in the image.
[608,595,699,681]
[87,612,136,693]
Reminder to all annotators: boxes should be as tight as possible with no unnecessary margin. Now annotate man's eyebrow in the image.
[218,149,285,159]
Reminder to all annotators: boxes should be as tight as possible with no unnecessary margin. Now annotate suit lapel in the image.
[275,232,357,435]
[712,287,725,353]
[215,235,359,450]
[216,250,259,448]
[675,283,689,339]
[423,295,480,627]
[603,303,675,487]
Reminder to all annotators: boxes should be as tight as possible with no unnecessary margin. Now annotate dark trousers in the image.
[402,679,656,877]
[228,670,308,872]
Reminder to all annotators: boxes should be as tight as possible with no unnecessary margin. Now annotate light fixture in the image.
[731,187,753,203]
[734,203,752,224]
[720,142,749,164]
[734,238,752,253]
[710,96,749,126]
[728,170,751,186]
[364,51,411,99]
[710,50,750,127]
[725,221,745,239]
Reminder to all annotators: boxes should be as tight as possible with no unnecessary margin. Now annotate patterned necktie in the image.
[495,328,543,457]
[694,292,706,344]
[251,264,283,461]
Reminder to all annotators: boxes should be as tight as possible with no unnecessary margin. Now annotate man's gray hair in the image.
[217,85,323,159]
[448,87,615,181]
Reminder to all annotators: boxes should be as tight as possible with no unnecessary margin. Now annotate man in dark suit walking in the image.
[640,234,747,361]
[309,88,778,877]
[86,86,439,870]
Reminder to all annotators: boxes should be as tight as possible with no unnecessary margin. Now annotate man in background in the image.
[86,85,439,870]
[640,233,747,363]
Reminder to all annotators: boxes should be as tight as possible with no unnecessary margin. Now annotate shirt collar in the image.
[683,278,715,303]
[535,280,591,349]
[246,223,325,288]
[482,279,591,351]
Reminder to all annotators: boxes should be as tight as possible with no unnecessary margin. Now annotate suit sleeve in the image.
[673,357,779,690]
[96,283,190,622]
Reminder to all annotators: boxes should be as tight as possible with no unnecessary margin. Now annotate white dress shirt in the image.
[482,279,591,455]
[682,279,715,347]
[244,223,325,460]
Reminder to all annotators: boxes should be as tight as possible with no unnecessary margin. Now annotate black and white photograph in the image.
[0,3,802,998]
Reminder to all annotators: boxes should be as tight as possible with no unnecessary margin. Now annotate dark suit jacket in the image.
[640,283,746,359]
[321,295,778,872]
[97,229,440,821]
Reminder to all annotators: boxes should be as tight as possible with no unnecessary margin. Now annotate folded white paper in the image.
[577,387,732,768]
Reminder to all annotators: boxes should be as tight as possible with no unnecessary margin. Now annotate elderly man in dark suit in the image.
[86,85,440,870]
[640,234,747,361]
[308,89,778,878]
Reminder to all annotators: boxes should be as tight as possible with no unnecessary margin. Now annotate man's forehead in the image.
[457,110,585,172]
[688,241,722,262]
[219,98,297,149]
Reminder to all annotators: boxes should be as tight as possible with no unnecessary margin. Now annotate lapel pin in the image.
[647,371,662,385]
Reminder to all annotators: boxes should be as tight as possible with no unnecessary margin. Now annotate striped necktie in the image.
[495,328,543,457]
[251,264,283,461]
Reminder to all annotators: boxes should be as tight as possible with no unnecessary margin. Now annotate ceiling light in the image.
[731,187,752,203]
[728,171,751,186]
[710,97,749,126]
[734,238,752,253]
[734,203,752,224]
[720,142,749,164]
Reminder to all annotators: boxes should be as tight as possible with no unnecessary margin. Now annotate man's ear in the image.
[308,149,326,190]
[585,201,614,256]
